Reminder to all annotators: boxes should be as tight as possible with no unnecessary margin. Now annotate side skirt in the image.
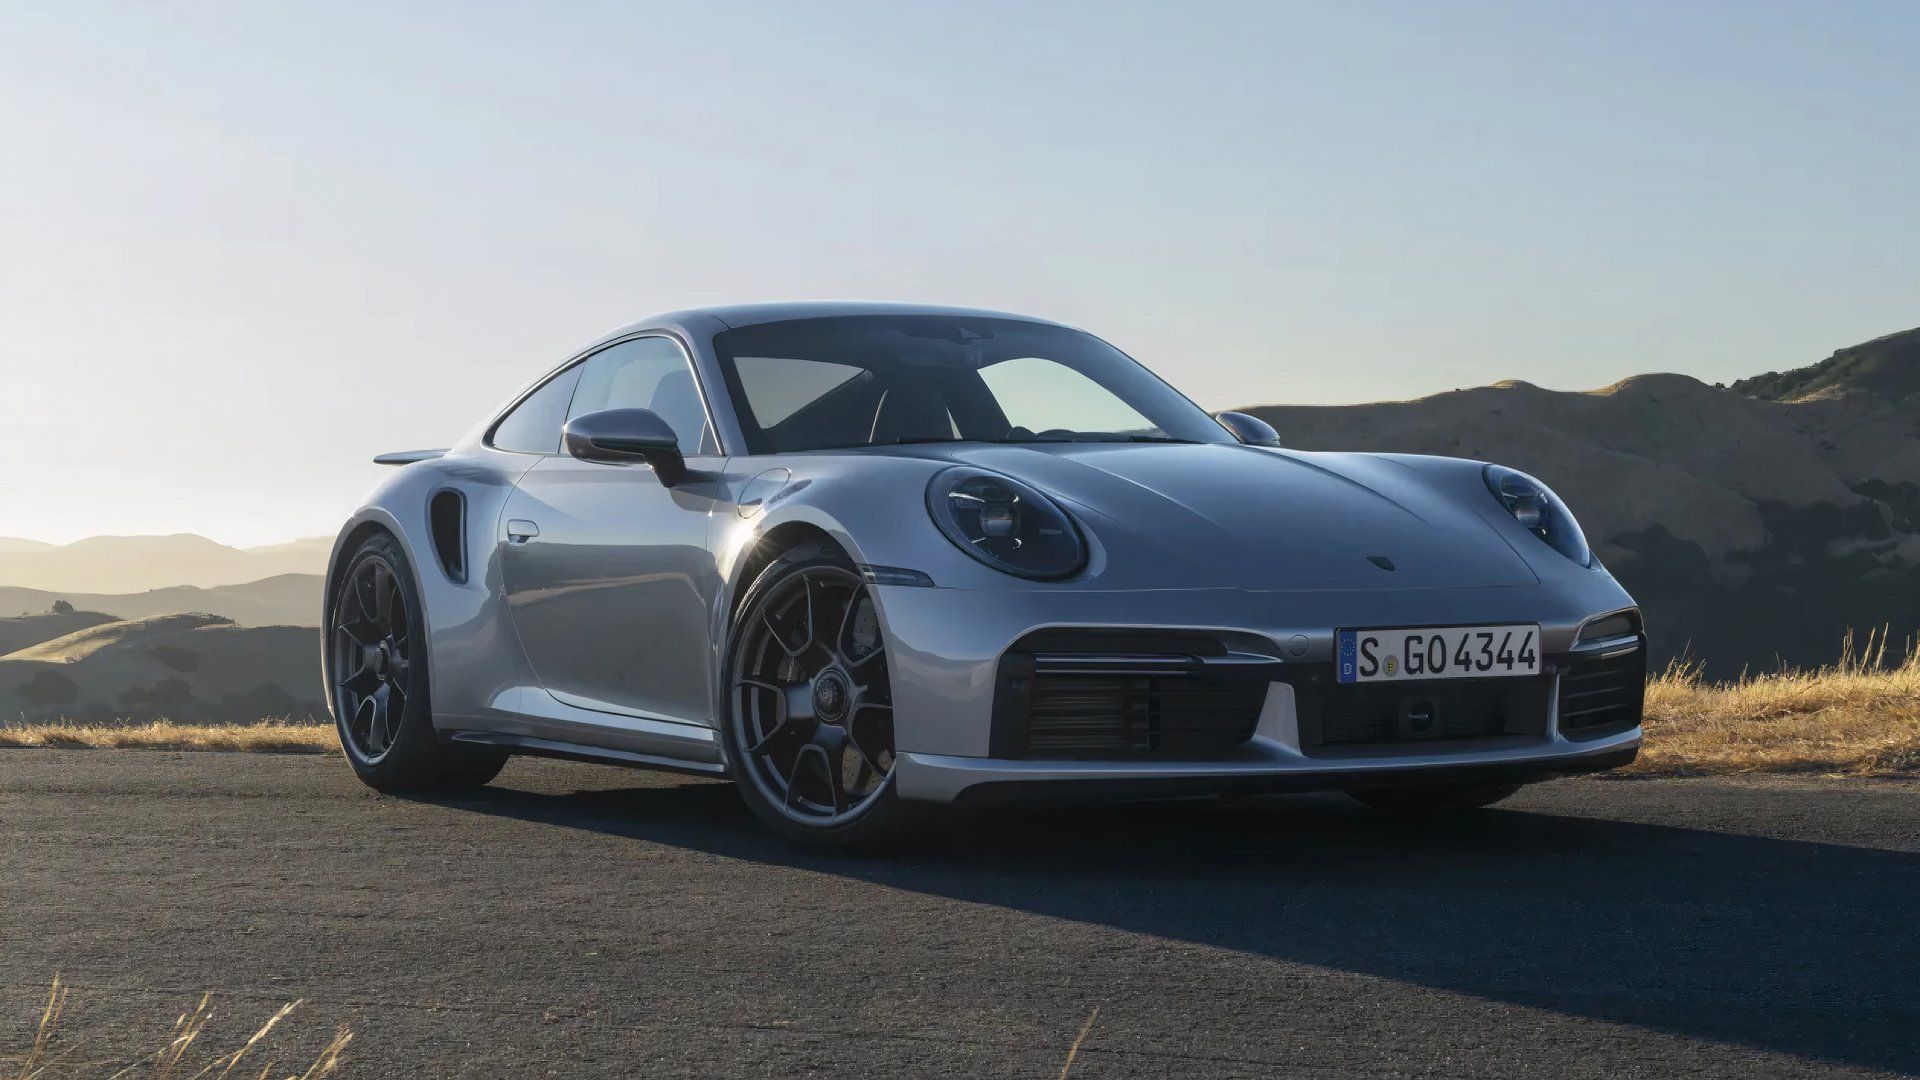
[448,731,731,779]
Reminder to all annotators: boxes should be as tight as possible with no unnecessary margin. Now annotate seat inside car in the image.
[868,384,953,444]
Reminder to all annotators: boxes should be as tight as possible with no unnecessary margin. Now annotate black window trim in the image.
[484,330,727,457]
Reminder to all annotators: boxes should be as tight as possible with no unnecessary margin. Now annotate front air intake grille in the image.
[990,631,1276,760]
[1022,674,1268,758]
[1304,677,1549,748]
[1558,646,1647,733]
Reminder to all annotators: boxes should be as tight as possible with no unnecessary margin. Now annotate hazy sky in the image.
[3,1,1917,546]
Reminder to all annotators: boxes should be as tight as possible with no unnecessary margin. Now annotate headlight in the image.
[1483,464,1591,566]
[926,466,1086,579]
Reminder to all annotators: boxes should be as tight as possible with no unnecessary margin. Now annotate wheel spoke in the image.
[373,565,396,629]
[834,585,869,667]
[763,609,802,658]
[738,678,793,753]
[801,743,846,815]
[351,695,378,748]
[783,748,814,811]
[365,689,390,754]
[847,704,893,779]
[844,727,885,783]
[841,592,884,669]
[823,747,849,814]
[335,620,378,652]
[750,717,799,755]
[800,574,821,653]
[339,658,381,695]
[353,568,380,631]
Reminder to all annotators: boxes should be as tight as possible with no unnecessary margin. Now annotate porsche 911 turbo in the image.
[323,302,1644,847]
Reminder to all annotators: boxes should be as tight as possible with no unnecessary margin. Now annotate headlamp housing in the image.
[1483,464,1592,567]
[926,467,1086,580]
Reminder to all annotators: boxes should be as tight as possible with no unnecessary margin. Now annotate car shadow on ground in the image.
[424,777,1920,1075]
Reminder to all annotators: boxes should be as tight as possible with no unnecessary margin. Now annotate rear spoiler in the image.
[372,449,448,466]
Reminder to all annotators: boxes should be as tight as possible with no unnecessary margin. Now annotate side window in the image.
[568,337,712,457]
[489,366,583,454]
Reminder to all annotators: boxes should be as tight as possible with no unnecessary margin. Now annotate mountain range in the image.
[0,575,322,628]
[0,535,331,594]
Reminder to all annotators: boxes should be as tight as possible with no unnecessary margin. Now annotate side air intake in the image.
[428,489,468,584]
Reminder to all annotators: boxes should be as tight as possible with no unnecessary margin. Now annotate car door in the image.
[498,334,727,726]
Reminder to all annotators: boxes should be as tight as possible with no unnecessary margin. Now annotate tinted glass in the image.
[980,356,1156,434]
[733,356,864,427]
[569,337,711,457]
[712,315,1230,454]
[489,365,583,454]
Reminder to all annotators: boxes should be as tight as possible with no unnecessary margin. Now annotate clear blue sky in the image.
[3,0,1917,545]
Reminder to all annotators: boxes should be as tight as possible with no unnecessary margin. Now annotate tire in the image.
[1347,781,1524,815]
[328,532,508,793]
[720,542,927,851]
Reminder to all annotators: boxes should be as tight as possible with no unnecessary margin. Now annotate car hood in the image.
[908,442,1538,591]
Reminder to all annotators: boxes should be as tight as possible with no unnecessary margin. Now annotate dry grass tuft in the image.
[0,720,335,754]
[1634,628,1920,777]
[1057,1005,1100,1079]
[7,975,351,1079]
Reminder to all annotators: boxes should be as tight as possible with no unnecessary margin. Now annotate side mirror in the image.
[563,408,687,485]
[1215,411,1281,448]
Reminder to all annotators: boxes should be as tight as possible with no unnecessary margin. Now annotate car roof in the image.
[614,300,1072,337]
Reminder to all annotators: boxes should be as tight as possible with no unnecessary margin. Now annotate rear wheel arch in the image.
[328,526,505,790]
[323,522,400,688]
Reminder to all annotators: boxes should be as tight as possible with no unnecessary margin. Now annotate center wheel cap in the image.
[812,671,850,723]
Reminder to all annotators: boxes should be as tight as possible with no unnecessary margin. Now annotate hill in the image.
[1731,325,1920,404]
[0,613,323,724]
[0,609,119,654]
[1239,328,1920,674]
[0,535,331,593]
[0,574,322,627]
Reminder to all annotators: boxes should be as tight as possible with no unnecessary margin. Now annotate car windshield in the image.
[711,315,1234,454]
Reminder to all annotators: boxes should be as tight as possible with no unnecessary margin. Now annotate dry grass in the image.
[0,720,335,754]
[7,975,350,1079]
[1634,629,1920,777]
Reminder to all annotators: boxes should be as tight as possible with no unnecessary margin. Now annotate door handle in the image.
[506,519,540,544]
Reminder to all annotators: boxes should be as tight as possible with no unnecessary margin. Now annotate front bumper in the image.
[876,581,1645,806]
[897,724,1641,806]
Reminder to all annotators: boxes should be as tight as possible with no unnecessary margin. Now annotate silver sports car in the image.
[324,302,1644,847]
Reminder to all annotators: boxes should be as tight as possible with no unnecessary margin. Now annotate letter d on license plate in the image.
[1337,624,1541,684]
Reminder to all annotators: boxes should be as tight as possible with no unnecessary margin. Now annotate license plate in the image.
[1337,624,1541,684]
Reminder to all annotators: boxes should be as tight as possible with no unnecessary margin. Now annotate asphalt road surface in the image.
[2,751,1916,1078]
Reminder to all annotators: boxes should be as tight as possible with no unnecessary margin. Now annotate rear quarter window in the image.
[488,366,583,454]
